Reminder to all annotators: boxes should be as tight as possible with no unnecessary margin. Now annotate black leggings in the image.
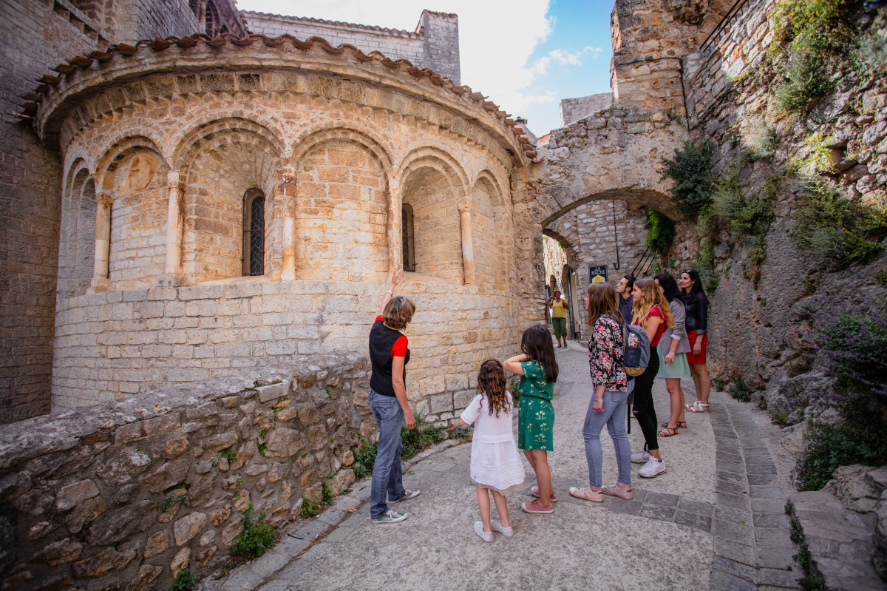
[633,346,660,452]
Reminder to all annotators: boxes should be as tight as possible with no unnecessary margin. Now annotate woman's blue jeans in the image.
[583,390,632,488]
[368,388,407,519]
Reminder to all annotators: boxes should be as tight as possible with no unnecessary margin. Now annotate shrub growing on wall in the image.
[660,140,716,217]
[771,0,862,114]
[645,208,677,256]
[793,179,887,268]
[795,295,887,490]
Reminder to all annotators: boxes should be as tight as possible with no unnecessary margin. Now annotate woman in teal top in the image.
[504,325,559,514]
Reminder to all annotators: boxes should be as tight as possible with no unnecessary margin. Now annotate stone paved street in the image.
[213,346,804,591]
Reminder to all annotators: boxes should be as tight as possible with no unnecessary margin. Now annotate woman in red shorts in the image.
[680,270,710,413]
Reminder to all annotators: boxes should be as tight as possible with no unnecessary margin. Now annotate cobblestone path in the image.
[212,347,804,591]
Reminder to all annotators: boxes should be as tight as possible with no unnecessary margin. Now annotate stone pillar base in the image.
[87,277,109,294]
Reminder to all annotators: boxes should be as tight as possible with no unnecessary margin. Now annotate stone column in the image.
[157,170,184,286]
[281,173,296,281]
[87,192,113,294]
[458,200,475,285]
[388,175,403,275]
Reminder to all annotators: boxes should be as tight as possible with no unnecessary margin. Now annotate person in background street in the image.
[616,275,635,325]
[680,270,711,413]
[569,282,632,503]
[546,290,570,348]
[367,269,420,524]
[504,325,559,514]
[630,278,674,478]
[654,273,692,437]
[459,359,525,542]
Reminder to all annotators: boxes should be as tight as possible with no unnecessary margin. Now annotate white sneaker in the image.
[631,450,652,464]
[474,521,493,542]
[639,457,667,478]
[491,520,514,538]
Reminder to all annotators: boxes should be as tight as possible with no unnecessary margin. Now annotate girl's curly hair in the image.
[477,359,510,418]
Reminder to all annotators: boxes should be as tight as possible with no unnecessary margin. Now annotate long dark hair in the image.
[520,325,559,383]
[654,273,684,304]
[681,269,707,299]
[477,359,510,417]
[586,282,623,326]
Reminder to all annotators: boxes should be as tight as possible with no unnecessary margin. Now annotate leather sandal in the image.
[657,426,679,437]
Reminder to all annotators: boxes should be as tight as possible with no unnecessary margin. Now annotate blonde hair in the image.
[632,278,674,329]
[382,296,416,331]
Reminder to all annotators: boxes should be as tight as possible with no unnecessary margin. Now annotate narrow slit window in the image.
[402,204,415,271]
[248,195,264,276]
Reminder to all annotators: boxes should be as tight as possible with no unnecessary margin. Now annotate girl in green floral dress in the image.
[503,325,559,514]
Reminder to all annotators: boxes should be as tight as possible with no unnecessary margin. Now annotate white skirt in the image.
[469,434,526,494]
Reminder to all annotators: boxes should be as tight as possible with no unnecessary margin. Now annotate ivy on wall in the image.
[660,140,716,217]
[645,208,677,256]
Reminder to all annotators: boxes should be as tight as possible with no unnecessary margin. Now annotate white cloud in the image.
[236,0,554,116]
[548,49,582,66]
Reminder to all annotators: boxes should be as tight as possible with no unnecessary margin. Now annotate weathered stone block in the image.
[55,479,100,512]
[174,512,207,546]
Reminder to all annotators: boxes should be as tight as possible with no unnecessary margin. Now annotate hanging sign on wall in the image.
[589,265,608,284]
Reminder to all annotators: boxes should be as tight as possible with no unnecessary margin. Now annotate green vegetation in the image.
[231,509,276,558]
[167,569,196,591]
[770,0,861,115]
[660,140,716,217]
[727,377,751,402]
[793,179,887,269]
[645,208,677,256]
[798,399,887,491]
[878,271,887,286]
[692,241,720,295]
[796,297,887,491]
[161,492,189,511]
[741,117,779,160]
[220,446,238,462]
[508,375,522,405]
[351,415,449,481]
[351,438,378,481]
[773,412,789,428]
[401,414,446,459]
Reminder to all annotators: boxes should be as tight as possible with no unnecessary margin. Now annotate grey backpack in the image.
[623,324,650,377]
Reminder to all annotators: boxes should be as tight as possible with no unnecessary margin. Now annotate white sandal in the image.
[685,401,709,413]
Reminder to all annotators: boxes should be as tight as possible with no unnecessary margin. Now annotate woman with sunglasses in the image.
[679,270,711,413]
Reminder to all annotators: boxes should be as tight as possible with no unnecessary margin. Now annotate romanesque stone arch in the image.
[177,126,283,283]
[291,127,392,282]
[172,117,287,173]
[94,135,168,193]
[290,124,395,172]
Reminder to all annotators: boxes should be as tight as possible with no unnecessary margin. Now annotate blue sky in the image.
[237,0,615,136]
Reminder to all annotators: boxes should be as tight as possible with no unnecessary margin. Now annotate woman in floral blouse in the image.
[569,282,633,502]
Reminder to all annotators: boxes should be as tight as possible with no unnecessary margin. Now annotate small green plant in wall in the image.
[167,568,196,591]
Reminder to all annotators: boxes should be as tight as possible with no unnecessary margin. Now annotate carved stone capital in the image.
[457,200,471,213]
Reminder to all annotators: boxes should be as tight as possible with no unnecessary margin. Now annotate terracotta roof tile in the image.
[22,33,534,159]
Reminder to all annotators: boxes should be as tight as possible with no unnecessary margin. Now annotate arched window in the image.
[205,0,220,36]
[243,190,264,276]
[402,204,415,271]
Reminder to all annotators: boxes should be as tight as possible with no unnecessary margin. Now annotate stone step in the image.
[790,490,884,591]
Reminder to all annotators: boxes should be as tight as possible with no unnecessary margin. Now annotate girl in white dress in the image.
[459,359,526,542]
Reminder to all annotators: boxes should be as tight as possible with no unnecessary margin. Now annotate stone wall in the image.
[241,10,461,85]
[677,1,887,395]
[52,278,517,424]
[0,0,109,425]
[0,0,245,425]
[683,0,776,129]
[560,93,614,127]
[0,355,371,591]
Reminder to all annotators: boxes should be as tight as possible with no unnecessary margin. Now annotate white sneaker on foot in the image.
[631,450,652,464]
[474,521,493,542]
[639,457,667,478]
[491,521,514,537]
[371,510,407,524]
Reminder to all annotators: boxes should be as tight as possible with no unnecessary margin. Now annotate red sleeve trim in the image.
[391,335,408,357]
[375,315,384,323]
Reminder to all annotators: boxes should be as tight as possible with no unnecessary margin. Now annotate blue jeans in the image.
[583,390,632,488]
[368,388,407,519]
